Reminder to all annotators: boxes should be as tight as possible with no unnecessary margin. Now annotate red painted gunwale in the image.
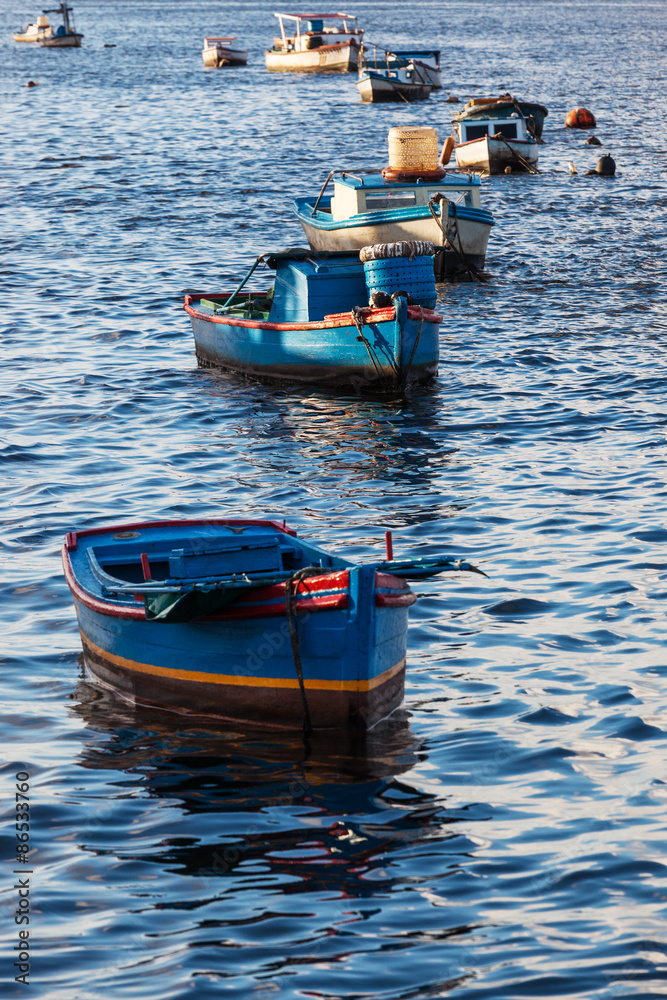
[456,136,535,149]
[184,298,443,332]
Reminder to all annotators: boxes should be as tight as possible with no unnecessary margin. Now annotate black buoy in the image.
[595,154,616,175]
[585,154,615,177]
[585,135,602,145]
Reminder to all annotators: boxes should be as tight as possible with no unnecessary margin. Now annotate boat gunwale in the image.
[64,547,415,620]
[455,134,537,150]
[266,39,360,55]
[292,196,495,231]
[184,299,443,329]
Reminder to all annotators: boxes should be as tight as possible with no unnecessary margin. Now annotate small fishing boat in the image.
[389,49,441,88]
[452,114,539,174]
[453,94,548,138]
[184,244,442,393]
[37,3,82,47]
[62,518,482,730]
[266,12,363,72]
[357,54,433,103]
[294,127,495,280]
[360,44,442,89]
[13,13,53,42]
[202,36,247,67]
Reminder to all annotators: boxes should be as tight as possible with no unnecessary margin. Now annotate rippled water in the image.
[2,1,667,997]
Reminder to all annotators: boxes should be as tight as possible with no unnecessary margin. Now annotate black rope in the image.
[428,198,487,283]
[285,569,315,739]
[493,132,540,173]
[398,306,424,392]
[352,306,397,392]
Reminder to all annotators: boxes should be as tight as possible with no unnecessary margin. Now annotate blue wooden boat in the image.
[294,171,494,281]
[184,247,442,394]
[62,518,482,731]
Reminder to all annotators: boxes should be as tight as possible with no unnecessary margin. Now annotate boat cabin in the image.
[272,11,363,52]
[328,171,483,223]
[457,114,530,144]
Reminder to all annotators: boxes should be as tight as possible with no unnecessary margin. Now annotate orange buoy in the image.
[565,107,597,129]
[439,135,456,166]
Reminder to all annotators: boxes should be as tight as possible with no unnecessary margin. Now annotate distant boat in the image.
[357,53,433,103]
[62,518,482,730]
[184,245,442,393]
[202,36,247,67]
[265,12,363,72]
[13,13,53,42]
[362,44,442,89]
[37,3,83,47]
[452,113,539,174]
[389,49,441,87]
[453,94,548,139]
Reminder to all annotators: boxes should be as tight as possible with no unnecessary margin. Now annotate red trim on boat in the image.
[184,301,442,331]
[376,592,417,608]
[64,517,296,551]
[375,572,407,589]
[456,136,535,149]
[62,548,146,620]
[203,591,349,621]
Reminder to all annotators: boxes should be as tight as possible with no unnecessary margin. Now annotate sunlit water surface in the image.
[2,1,667,997]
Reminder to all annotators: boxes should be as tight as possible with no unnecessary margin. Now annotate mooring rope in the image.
[284,568,319,740]
[352,306,397,391]
[493,132,540,173]
[428,198,487,283]
[397,305,424,392]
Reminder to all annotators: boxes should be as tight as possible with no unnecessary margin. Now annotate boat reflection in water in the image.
[71,681,458,894]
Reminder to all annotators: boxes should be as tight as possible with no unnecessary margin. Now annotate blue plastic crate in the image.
[363,255,437,309]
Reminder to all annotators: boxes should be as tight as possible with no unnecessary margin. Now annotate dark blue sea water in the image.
[2,1,667,996]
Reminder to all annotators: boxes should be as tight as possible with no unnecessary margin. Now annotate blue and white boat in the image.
[360,45,442,89]
[184,246,442,394]
[294,170,494,280]
[357,54,433,103]
[63,518,481,730]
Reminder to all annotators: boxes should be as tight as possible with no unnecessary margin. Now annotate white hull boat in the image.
[266,12,363,72]
[202,36,247,67]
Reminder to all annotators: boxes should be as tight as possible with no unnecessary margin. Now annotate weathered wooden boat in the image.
[294,170,494,280]
[453,94,548,138]
[452,114,539,174]
[184,245,442,393]
[265,12,363,72]
[13,12,53,42]
[361,44,442,89]
[37,3,82,47]
[62,518,482,730]
[202,36,247,67]
[389,49,442,88]
[357,56,433,103]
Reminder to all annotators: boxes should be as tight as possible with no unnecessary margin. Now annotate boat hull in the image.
[294,199,492,280]
[357,74,433,103]
[185,298,440,393]
[202,45,247,67]
[63,523,413,730]
[39,32,83,47]
[266,40,359,72]
[454,135,539,173]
